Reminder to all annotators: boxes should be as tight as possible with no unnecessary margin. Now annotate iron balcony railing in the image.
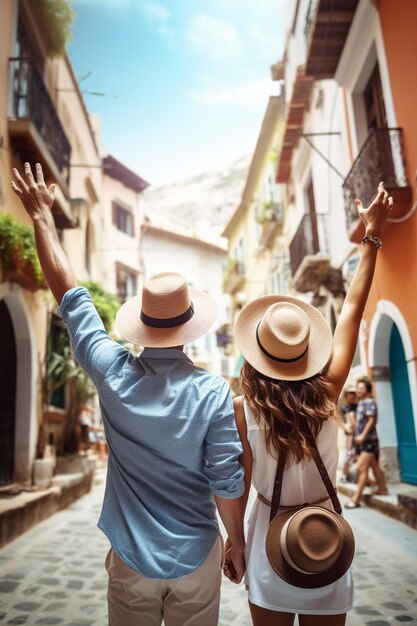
[289,213,328,277]
[9,57,71,183]
[342,127,408,232]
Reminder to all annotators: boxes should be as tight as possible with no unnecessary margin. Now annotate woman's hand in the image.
[355,181,393,236]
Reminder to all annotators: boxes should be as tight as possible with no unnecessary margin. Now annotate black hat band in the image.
[140,302,195,328]
[256,322,308,364]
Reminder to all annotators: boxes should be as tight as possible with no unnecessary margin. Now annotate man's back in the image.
[58,287,243,579]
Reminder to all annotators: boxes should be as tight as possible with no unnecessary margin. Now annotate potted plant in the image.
[0,213,47,291]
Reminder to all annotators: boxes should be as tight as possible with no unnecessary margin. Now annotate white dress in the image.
[243,400,355,615]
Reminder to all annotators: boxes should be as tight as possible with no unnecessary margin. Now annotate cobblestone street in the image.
[0,471,416,626]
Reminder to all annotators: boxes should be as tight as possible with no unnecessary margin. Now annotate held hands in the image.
[223,539,245,584]
[11,163,55,220]
[355,181,393,236]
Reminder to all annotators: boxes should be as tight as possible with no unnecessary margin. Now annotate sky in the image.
[68,0,287,186]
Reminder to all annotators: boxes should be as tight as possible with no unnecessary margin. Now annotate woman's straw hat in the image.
[266,506,355,588]
[234,295,332,380]
[115,272,217,347]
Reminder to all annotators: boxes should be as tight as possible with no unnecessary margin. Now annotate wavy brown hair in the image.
[240,360,337,464]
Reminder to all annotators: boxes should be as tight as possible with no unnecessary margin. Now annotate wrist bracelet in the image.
[361,235,382,249]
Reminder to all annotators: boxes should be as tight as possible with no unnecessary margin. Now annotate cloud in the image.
[187,13,241,62]
[248,23,278,60]
[138,0,169,24]
[189,77,276,107]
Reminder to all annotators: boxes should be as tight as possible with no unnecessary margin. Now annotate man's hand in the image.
[10,162,76,303]
[355,181,393,236]
[11,162,55,219]
[354,434,365,445]
[223,544,245,584]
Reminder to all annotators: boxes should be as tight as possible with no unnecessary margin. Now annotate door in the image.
[0,300,17,486]
[389,324,417,484]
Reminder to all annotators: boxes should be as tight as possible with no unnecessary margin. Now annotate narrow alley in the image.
[0,468,416,626]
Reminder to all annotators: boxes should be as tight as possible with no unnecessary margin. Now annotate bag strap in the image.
[269,446,287,523]
[307,434,342,515]
[269,426,342,522]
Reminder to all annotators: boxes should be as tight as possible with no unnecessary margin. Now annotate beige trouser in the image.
[106,536,224,626]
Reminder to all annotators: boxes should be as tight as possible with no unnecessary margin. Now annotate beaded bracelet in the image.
[361,235,383,249]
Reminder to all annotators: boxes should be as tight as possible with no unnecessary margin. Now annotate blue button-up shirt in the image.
[58,287,244,579]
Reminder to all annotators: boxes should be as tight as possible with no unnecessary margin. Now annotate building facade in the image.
[222,96,287,379]
[273,0,417,484]
[0,0,131,483]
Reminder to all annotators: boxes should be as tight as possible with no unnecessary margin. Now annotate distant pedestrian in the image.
[11,163,245,626]
[339,387,357,482]
[345,379,388,509]
[224,182,392,625]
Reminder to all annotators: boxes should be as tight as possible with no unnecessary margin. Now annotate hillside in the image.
[142,155,250,231]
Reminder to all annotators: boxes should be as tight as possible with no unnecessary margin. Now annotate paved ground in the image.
[0,472,416,625]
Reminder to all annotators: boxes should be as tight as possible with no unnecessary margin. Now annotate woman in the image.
[224,183,392,625]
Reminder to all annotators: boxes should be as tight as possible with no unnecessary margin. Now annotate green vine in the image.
[0,212,45,285]
[223,258,238,284]
[80,281,120,332]
[38,0,75,57]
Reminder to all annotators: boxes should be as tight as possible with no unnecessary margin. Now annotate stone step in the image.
[338,480,417,530]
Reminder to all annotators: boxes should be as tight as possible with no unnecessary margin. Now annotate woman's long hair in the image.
[240,360,337,464]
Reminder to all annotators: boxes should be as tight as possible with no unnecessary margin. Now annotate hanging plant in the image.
[0,213,47,289]
[38,0,75,58]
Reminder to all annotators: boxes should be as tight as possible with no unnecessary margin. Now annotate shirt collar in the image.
[140,347,194,363]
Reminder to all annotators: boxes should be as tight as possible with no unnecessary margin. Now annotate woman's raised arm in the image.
[326,182,392,399]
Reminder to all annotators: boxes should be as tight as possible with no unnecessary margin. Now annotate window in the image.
[363,64,387,130]
[116,264,138,303]
[112,201,134,236]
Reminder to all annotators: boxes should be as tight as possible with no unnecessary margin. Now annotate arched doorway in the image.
[368,300,417,484]
[390,324,417,484]
[0,286,37,484]
[0,300,17,485]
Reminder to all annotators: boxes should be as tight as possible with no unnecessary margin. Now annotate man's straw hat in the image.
[115,272,216,347]
[235,295,332,380]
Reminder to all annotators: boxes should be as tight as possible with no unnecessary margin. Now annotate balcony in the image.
[8,57,74,227]
[304,0,359,79]
[257,202,284,249]
[223,259,245,294]
[343,128,412,243]
[289,214,343,294]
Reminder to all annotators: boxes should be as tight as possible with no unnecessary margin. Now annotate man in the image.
[345,378,388,508]
[339,386,357,483]
[11,163,245,626]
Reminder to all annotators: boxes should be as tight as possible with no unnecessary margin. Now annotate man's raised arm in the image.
[11,162,76,304]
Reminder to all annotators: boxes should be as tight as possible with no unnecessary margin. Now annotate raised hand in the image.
[11,163,55,220]
[355,181,393,236]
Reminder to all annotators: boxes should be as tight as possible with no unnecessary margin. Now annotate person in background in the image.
[339,387,357,483]
[345,379,388,508]
[11,163,245,626]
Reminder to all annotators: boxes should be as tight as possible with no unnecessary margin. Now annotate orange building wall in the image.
[362,0,417,357]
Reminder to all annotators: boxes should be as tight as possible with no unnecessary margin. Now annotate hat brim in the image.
[235,295,333,381]
[265,507,355,589]
[115,287,217,347]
